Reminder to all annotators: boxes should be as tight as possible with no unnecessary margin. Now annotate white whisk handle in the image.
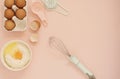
[69,56,94,76]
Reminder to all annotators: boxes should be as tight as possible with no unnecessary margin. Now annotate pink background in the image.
[0,0,120,79]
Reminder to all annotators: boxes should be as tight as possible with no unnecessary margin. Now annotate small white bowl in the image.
[1,40,32,71]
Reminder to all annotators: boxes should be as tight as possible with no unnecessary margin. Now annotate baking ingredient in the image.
[30,34,39,43]
[5,20,16,31]
[4,9,14,19]
[15,0,26,8]
[3,41,31,69]
[4,0,14,8]
[16,9,26,20]
[30,20,41,31]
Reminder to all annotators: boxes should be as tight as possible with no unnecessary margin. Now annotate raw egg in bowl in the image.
[1,40,32,71]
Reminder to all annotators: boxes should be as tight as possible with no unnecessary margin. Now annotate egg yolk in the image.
[14,50,22,60]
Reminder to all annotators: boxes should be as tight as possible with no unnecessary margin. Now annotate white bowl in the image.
[1,40,32,71]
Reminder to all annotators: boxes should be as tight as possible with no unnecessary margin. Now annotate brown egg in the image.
[5,20,16,31]
[4,9,15,19]
[4,0,14,8]
[15,0,26,8]
[16,9,26,20]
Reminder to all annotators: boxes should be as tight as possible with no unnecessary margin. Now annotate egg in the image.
[30,33,39,43]
[30,20,41,31]
[16,9,26,20]
[4,9,15,19]
[4,0,14,8]
[5,20,16,31]
[15,0,26,8]
[3,41,31,69]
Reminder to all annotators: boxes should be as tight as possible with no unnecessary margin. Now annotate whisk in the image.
[49,36,96,79]
[41,0,69,16]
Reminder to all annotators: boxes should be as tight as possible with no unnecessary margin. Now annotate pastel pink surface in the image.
[0,0,120,79]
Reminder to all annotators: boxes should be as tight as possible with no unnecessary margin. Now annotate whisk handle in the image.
[69,56,96,79]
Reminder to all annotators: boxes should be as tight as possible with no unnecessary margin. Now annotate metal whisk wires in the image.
[49,36,71,57]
